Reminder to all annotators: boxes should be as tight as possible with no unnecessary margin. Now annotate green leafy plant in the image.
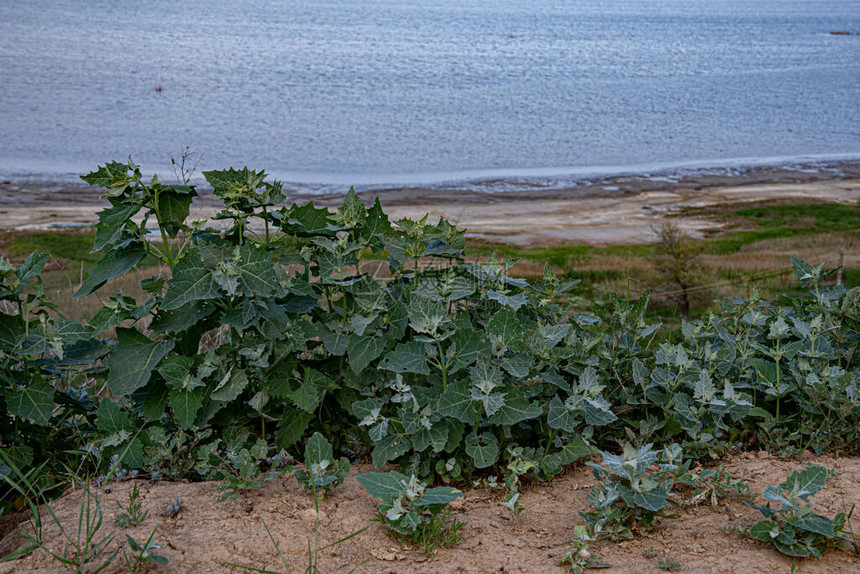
[746,464,858,557]
[556,525,610,573]
[656,555,681,571]
[581,443,686,540]
[122,527,168,572]
[114,482,147,527]
[676,466,753,508]
[358,471,465,555]
[294,433,350,495]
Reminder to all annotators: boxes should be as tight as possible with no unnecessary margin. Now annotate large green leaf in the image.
[371,434,411,468]
[75,247,146,297]
[80,161,135,194]
[304,432,334,466]
[211,367,248,402]
[168,388,203,429]
[274,409,313,449]
[464,432,499,469]
[437,380,480,424]
[487,394,542,425]
[378,342,430,375]
[347,333,387,375]
[156,188,195,237]
[161,249,220,311]
[414,486,463,508]
[95,398,132,434]
[486,307,523,349]
[541,437,593,475]
[356,471,408,501]
[107,328,174,396]
[92,201,139,253]
[7,376,55,426]
[238,243,280,297]
[618,481,672,512]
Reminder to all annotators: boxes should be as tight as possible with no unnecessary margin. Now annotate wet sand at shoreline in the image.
[2,161,859,247]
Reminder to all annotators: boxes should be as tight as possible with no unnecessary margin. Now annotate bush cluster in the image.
[1,160,858,513]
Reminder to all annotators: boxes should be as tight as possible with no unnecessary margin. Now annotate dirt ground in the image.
[1,451,858,573]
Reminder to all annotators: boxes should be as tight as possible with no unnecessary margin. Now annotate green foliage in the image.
[122,528,168,572]
[114,483,147,528]
[294,433,350,494]
[358,471,465,555]
[676,465,753,508]
[556,525,611,573]
[2,159,860,519]
[581,444,686,540]
[746,464,858,558]
[656,556,681,571]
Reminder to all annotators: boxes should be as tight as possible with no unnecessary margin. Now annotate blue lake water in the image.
[1,0,859,193]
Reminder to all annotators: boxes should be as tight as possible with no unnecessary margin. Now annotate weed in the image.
[556,526,610,573]
[656,556,681,571]
[122,527,168,572]
[164,497,183,518]
[294,433,349,496]
[358,471,465,556]
[746,464,858,557]
[580,444,685,540]
[114,482,147,527]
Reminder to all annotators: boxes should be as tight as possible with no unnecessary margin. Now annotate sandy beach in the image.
[2,161,859,247]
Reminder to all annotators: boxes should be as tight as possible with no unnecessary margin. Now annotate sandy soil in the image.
[2,162,859,247]
[1,451,857,573]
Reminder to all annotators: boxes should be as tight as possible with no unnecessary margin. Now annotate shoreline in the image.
[1,160,859,247]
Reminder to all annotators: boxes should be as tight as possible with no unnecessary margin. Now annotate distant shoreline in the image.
[1,159,859,247]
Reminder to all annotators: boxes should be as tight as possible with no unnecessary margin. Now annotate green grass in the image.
[0,231,99,264]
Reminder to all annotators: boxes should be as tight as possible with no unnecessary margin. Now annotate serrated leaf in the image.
[210,367,248,402]
[107,328,174,396]
[7,377,55,426]
[371,434,412,468]
[304,432,334,466]
[161,249,220,310]
[75,247,146,297]
[357,471,409,501]
[318,325,349,356]
[464,432,498,469]
[779,464,830,501]
[487,290,527,310]
[156,189,195,237]
[487,307,523,349]
[414,486,463,508]
[749,520,780,541]
[168,388,203,429]
[437,380,480,424]
[547,395,578,432]
[95,398,131,434]
[238,242,280,297]
[487,394,542,425]
[618,481,672,512]
[540,437,593,475]
[274,410,313,449]
[789,514,836,538]
[81,161,134,192]
[150,301,215,333]
[378,341,429,375]
[283,202,335,235]
[347,333,386,374]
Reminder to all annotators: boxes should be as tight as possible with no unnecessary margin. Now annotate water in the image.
[1,0,859,193]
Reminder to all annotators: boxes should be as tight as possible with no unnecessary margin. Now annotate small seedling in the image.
[115,483,148,528]
[656,556,681,571]
[678,466,753,508]
[294,433,350,495]
[358,471,465,556]
[165,497,183,518]
[556,526,610,573]
[122,527,168,572]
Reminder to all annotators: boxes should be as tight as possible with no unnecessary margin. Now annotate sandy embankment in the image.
[1,163,859,247]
